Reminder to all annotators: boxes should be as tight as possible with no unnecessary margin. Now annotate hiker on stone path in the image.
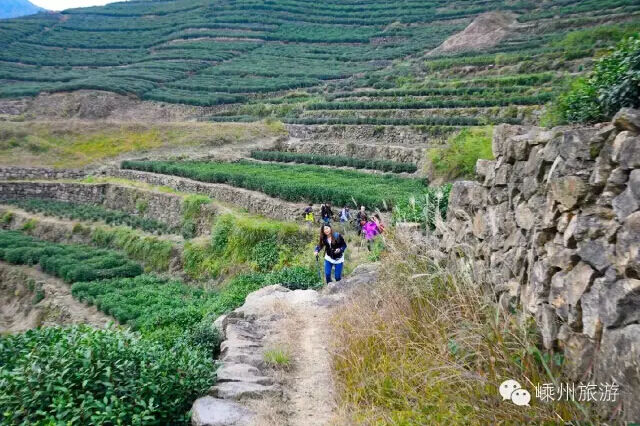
[339,206,351,223]
[355,205,368,235]
[363,213,383,251]
[304,203,314,227]
[321,203,333,225]
[314,224,347,283]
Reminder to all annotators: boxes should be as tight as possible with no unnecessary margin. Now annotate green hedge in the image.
[250,150,417,173]
[3,198,174,234]
[0,229,142,283]
[122,160,430,210]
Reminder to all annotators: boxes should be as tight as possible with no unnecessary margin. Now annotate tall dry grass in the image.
[331,223,598,424]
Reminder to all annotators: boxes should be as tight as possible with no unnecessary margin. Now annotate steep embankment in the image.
[0,261,113,333]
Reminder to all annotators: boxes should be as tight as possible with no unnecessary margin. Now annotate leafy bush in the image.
[184,213,310,280]
[0,229,142,283]
[181,195,211,238]
[72,274,218,341]
[427,127,493,180]
[122,160,430,210]
[250,150,417,173]
[251,237,279,272]
[547,35,640,124]
[0,325,213,425]
[90,226,174,271]
[264,266,322,290]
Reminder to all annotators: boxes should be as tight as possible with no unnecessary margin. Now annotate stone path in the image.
[191,264,379,426]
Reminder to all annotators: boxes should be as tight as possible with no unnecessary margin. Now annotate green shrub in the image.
[0,211,13,226]
[251,237,279,272]
[0,325,213,425]
[547,35,640,124]
[181,219,197,239]
[90,226,174,271]
[184,213,310,280]
[427,127,493,180]
[181,195,211,239]
[20,218,37,232]
[264,266,321,290]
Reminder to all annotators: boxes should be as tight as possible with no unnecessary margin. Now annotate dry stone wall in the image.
[442,108,640,420]
[285,124,443,146]
[0,181,214,233]
[112,169,309,222]
[276,139,425,165]
[0,167,88,180]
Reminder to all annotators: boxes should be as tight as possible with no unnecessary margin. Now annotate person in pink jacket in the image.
[362,214,384,251]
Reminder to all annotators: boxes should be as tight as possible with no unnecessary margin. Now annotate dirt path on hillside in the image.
[282,299,337,426]
[196,265,379,426]
[0,262,114,333]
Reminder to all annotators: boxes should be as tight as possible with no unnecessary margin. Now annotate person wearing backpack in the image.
[314,224,347,283]
[303,203,314,228]
[321,203,333,225]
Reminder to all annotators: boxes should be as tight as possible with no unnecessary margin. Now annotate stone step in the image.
[216,362,274,386]
[191,396,254,426]
[209,381,281,400]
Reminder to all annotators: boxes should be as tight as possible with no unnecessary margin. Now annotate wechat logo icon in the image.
[499,379,531,406]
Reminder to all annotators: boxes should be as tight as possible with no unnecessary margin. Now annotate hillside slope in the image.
[0,0,44,20]
[0,0,639,128]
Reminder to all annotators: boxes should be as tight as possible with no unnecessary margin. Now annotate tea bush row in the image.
[3,198,174,234]
[0,229,142,283]
[250,150,417,173]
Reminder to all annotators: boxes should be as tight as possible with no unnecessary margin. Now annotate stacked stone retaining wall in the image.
[442,108,640,420]
[0,181,214,233]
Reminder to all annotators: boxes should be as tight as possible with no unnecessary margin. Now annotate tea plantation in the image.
[0,0,638,128]
[122,159,430,209]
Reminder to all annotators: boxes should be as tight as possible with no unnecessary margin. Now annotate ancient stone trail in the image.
[191,264,379,426]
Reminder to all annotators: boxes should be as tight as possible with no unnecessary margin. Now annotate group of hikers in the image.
[306,202,384,283]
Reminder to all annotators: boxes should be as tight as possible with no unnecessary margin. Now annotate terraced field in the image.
[1,0,639,131]
[0,176,327,423]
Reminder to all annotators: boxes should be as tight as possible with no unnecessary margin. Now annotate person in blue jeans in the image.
[314,224,347,283]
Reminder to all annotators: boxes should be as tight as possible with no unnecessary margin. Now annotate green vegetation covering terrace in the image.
[1,198,174,234]
[0,0,638,128]
[121,159,430,210]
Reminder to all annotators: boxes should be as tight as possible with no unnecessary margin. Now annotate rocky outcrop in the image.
[427,12,520,56]
[442,108,640,420]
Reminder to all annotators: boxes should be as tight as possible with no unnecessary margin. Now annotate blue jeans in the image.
[324,260,343,283]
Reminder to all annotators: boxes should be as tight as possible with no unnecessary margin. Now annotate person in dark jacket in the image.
[321,203,333,225]
[314,224,347,283]
[355,205,368,235]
